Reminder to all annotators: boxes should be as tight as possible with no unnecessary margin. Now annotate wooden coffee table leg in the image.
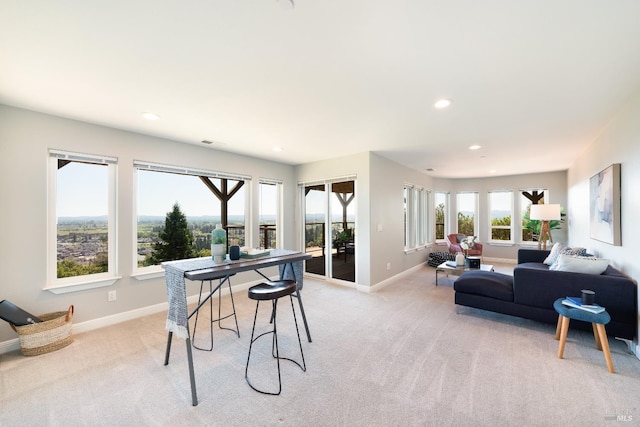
[595,323,615,373]
[557,315,570,359]
[592,323,602,350]
[555,314,563,340]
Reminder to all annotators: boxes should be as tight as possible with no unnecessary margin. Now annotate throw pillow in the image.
[456,235,466,243]
[549,254,609,274]
[461,236,477,249]
[544,242,566,265]
[549,246,587,269]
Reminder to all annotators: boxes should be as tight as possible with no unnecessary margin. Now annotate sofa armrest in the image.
[517,249,549,264]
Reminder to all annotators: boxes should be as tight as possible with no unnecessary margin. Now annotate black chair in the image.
[245,280,306,395]
[191,275,239,351]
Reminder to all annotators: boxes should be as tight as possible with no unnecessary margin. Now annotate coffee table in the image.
[435,261,494,286]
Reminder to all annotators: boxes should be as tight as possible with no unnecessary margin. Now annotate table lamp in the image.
[530,204,561,250]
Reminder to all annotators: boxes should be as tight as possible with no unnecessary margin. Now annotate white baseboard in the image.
[482,257,517,264]
[366,263,425,293]
[0,278,265,355]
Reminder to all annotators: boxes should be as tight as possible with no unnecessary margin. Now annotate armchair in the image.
[446,234,483,256]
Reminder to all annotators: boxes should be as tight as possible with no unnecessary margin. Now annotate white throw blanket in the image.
[164,257,219,339]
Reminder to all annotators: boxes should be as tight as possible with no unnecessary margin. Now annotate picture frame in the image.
[589,163,621,245]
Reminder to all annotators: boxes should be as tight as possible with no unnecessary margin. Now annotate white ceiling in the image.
[2,1,640,178]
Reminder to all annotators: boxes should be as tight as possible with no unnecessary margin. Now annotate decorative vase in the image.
[211,224,227,264]
[455,252,466,266]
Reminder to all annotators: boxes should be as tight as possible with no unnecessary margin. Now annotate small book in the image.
[561,297,605,314]
[445,261,457,268]
[565,296,600,309]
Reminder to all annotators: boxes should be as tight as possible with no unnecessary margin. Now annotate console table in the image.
[162,249,312,405]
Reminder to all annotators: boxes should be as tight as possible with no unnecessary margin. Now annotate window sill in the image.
[131,268,165,281]
[404,245,428,254]
[44,276,122,294]
[486,241,515,247]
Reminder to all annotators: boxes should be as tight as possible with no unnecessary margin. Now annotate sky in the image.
[57,163,270,218]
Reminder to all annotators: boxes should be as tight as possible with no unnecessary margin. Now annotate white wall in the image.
[0,105,297,343]
[295,152,372,287]
[369,153,434,285]
[567,92,640,345]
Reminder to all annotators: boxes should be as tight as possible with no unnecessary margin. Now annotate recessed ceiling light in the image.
[434,99,453,109]
[489,169,497,174]
[469,145,481,150]
[272,146,283,152]
[142,112,160,121]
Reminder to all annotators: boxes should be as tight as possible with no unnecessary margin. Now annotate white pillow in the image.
[544,242,566,265]
[549,254,609,275]
[549,246,588,269]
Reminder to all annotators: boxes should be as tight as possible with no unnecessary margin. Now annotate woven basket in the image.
[11,305,74,356]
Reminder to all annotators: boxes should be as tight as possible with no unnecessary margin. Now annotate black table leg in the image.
[185,336,198,406]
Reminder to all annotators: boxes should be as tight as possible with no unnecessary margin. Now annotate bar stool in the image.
[192,275,239,351]
[553,298,614,373]
[245,280,306,395]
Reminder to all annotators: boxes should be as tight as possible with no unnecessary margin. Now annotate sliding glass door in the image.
[303,179,356,283]
[304,184,326,276]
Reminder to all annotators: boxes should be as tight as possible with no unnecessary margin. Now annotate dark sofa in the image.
[454,249,637,339]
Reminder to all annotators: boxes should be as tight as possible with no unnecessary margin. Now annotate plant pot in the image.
[211,243,225,264]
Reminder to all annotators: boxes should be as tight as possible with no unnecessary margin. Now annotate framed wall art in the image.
[589,163,621,245]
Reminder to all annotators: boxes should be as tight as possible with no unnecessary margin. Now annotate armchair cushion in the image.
[446,234,483,256]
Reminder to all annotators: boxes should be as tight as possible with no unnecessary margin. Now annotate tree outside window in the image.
[457,192,478,236]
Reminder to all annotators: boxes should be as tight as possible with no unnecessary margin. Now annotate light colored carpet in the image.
[1,264,639,426]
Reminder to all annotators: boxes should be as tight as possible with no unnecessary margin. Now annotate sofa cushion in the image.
[550,254,610,275]
[550,246,586,266]
[454,271,514,302]
[543,242,566,265]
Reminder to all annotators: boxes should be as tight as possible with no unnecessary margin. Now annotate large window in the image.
[47,150,118,289]
[434,192,448,240]
[404,184,428,250]
[259,180,282,249]
[488,191,513,243]
[134,161,248,269]
[520,189,549,243]
[456,192,478,236]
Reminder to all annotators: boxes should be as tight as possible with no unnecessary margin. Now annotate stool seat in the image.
[245,280,306,395]
[248,280,296,301]
[553,298,614,373]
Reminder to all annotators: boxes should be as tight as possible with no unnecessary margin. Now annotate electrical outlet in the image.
[108,290,117,302]
[386,262,391,270]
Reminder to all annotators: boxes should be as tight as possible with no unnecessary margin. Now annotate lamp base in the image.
[538,220,553,251]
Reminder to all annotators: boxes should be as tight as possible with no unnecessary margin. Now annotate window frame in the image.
[519,188,549,245]
[45,149,120,294]
[487,190,514,244]
[258,178,283,250]
[404,183,428,252]
[434,192,449,242]
[456,192,478,236]
[132,160,251,278]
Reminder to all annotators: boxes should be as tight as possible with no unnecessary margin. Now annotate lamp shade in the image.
[530,204,561,221]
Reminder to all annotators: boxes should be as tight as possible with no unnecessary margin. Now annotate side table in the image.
[553,298,614,373]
